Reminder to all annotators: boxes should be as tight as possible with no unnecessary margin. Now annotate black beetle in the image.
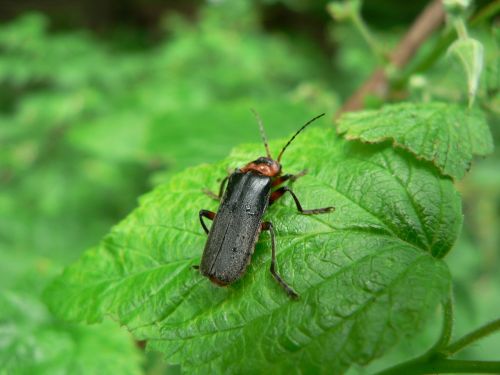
[195,111,335,298]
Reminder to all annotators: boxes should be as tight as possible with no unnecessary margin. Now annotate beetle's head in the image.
[247,109,325,177]
[241,157,281,177]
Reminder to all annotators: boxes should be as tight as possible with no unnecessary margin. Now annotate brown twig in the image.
[336,0,445,117]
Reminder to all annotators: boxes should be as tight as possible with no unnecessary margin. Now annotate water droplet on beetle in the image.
[245,205,256,216]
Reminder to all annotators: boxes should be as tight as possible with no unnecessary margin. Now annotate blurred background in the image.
[0,0,498,373]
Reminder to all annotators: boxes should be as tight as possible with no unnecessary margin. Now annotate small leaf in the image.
[448,37,484,107]
[45,128,461,374]
[337,102,493,180]
[327,0,362,21]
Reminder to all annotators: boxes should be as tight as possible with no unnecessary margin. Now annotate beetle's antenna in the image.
[277,113,325,162]
[250,108,271,158]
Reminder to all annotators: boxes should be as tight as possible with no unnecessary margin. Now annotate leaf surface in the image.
[337,102,493,180]
[0,252,142,375]
[45,128,462,374]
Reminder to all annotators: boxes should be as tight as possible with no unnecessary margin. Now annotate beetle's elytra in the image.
[195,111,335,298]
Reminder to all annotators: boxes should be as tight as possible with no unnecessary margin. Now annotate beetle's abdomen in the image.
[200,171,272,285]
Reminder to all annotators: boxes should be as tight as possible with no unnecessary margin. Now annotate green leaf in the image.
[0,292,142,375]
[448,37,484,107]
[45,127,461,374]
[336,102,493,180]
[327,0,362,21]
[0,251,143,375]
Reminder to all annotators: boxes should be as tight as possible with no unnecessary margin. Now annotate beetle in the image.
[195,111,335,298]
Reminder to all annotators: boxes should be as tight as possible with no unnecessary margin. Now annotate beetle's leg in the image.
[261,221,299,299]
[270,186,335,214]
[271,170,308,187]
[290,169,308,182]
[199,209,216,234]
[202,189,219,201]
[203,175,229,201]
[217,175,229,198]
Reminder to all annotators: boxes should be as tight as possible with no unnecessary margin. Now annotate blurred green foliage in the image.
[0,0,498,373]
[0,2,337,373]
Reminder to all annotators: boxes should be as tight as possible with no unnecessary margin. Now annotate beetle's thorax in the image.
[240,157,281,177]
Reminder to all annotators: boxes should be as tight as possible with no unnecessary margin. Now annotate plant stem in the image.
[453,18,468,39]
[471,0,500,25]
[431,297,454,352]
[397,0,498,88]
[442,318,500,356]
[335,0,499,117]
[376,359,500,375]
[350,9,386,63]
[422,360,500,373]
[336,0,445,116]
[375,298,500,375]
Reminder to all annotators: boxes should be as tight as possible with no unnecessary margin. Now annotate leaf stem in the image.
[375,359,500,375]
[336,0,499,117]
[442,318,500,356]
[431,296,454,352]
[471,0,500,25]
[375,317,500,374]
[423,360,500,373]
[453,18,469,40]
[398,0,498,85]
[375,299,500,375]
[349,8,386,64]
[336,0,445,116]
